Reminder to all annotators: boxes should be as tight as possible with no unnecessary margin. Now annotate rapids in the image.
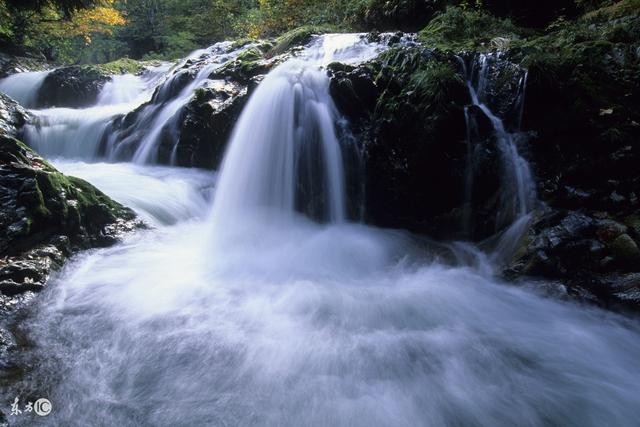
[1,34,639,427]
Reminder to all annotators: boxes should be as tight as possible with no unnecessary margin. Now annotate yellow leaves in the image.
[41,4,126,45]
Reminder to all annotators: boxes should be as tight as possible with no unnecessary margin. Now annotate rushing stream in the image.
[2,35,640,427]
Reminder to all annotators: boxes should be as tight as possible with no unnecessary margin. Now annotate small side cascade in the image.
[111,42,250,164]
[459,53,537,249]
[0,70,51,108]
[20,67,166,160]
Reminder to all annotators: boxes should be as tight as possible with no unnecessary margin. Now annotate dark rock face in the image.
[36,66,110,108]
[328,22,640,312]
[500,15,640,312]
[0,95,140,297]
[330,46,479,238]
[169,81,248,168]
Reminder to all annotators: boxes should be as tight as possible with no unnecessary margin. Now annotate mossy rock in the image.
[267,25,336,57]
[90,58,150,75]
[330,46,476,236]
[0,134,138,256]
[418,7,525,52]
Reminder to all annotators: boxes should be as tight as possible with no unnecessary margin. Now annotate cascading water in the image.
[113,42,250,164]
[210,34,393,230]
[21,65,168,159]
[459,53,537,259]
[0,70,50,108]
[1,35,640,427]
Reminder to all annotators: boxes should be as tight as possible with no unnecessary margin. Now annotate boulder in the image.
[505,209,640,312]
[36,66,110,108]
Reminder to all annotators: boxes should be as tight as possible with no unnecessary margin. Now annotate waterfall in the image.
[114,42,248,164]
[209,34,388,229]
[4,36,640,427]
[21,71,160,159]
[459,54,536,251]
[10,64,171,160]
[0,70,50,108]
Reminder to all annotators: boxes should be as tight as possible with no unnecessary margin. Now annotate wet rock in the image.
[505,208,640,312]
[0,52,48,78]
[608,234,640,261]
[167,80,249,168]
[0,94,29,137]
[0,133,141,297]
[36,66,110,108]
[329,46,509,238]
[328,63,379,120]
[109,42,284,168]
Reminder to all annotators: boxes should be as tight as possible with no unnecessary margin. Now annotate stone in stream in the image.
[36,66,110,109]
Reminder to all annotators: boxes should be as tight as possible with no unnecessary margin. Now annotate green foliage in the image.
[92,57,149,74]
[418,6,523,51]
[1,0,639,66]
[373,47,468,122]
[409,61,463,105]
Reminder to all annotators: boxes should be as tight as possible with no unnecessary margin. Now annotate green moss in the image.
[582,0,640,21]
[418,7,524,52]
[268,25,336,57]
[83,58,163,75]
[231,38,255,49]
[371,47,467,125]
[236,46,264,63]
[40,172,127,219]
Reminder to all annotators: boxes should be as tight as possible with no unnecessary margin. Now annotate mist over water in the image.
[2,34,640,427]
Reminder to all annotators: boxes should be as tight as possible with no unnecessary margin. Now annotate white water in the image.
[210,34,391,229]
[121,42,249,164]
[2,35,640,427]
[54,160,215,226]
[129,65,216,163]
[0,70,50,107]
[10,215,640,426]
[21,67,168,159]
[460,54,537,259]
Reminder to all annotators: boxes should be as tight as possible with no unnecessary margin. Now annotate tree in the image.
[0,0,125,58]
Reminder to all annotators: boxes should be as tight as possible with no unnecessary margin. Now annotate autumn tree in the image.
[0,0,125,57]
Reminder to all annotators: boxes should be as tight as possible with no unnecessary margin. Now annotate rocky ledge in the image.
[0,94,141,302]
[327,7,640,313]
